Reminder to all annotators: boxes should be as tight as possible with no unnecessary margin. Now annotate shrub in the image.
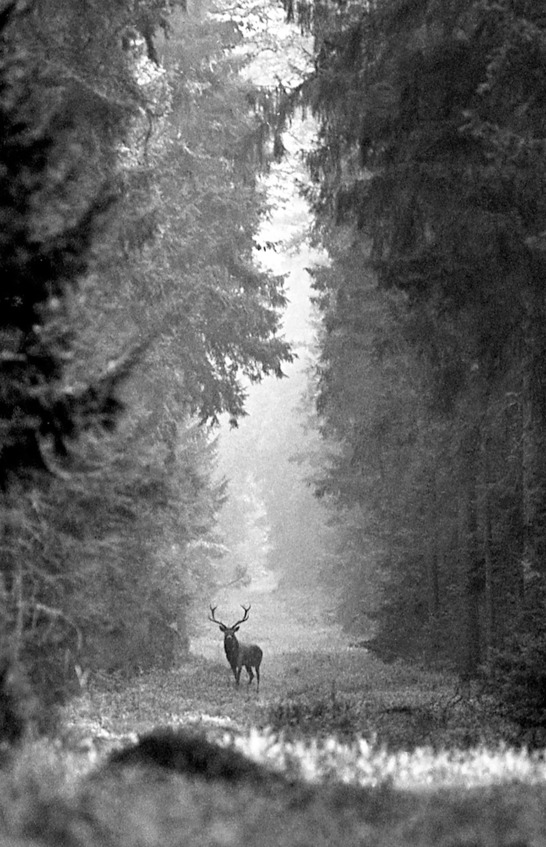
[489,632,546,744]
[267,691,361,736]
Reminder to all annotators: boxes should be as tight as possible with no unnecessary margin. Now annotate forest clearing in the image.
[2,587,546,847]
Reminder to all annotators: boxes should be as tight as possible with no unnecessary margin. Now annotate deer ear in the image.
[233,625,240,632]
[219,624,227,632]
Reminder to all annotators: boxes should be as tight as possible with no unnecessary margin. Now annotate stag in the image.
[208,604,263,692]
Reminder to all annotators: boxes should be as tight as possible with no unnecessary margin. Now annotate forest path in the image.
[64,580,535,792]
[66,575,385,750]
[34,596,546,847]
[69,579,448,754]
[152,580,373,737]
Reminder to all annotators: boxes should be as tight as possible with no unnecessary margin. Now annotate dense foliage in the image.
[0,0,135,486]
[292,0,546,729]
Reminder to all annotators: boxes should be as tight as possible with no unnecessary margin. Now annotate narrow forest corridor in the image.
[3,0,546,845]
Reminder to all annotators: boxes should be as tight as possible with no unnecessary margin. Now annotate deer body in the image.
[223,630,263,689]
[209,605,263,692]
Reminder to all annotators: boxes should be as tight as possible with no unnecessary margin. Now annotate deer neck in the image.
[224,633,239,666]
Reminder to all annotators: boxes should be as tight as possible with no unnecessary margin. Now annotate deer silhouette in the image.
[209,604,263,692]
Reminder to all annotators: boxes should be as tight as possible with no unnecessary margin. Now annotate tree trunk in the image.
[427,548,440,620]
[480,426,494,666]
[521,281,546,583]
[459,427,481,679]
[426,469,441,658]
[1,487,25,664]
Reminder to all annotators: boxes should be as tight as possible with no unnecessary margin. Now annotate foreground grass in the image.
[1,728,546,847]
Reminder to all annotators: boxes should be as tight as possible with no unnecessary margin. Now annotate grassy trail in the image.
[2,586,546,846]
[66,586,538,783]
[68,583,455,748]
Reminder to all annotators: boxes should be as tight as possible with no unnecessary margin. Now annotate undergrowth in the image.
[265,688,517,750]
[62,648,521,751]
[266,687,359,736]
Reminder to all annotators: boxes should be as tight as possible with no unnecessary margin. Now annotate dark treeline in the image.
[288,0,546,729]
[0,0,290,730]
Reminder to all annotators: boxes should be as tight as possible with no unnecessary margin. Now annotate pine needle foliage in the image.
[0,1,151,486]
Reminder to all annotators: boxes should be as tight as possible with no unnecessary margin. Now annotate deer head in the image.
[208,603,250,640]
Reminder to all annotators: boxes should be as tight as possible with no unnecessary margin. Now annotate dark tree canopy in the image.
[0,2,136,485]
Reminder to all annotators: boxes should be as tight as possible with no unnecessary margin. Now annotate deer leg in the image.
[246,665,254,685]
[235,666,242,686]
[255,666,260,693]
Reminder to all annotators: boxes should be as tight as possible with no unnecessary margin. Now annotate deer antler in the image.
[208,605,227,628]
[231,604,251,628]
